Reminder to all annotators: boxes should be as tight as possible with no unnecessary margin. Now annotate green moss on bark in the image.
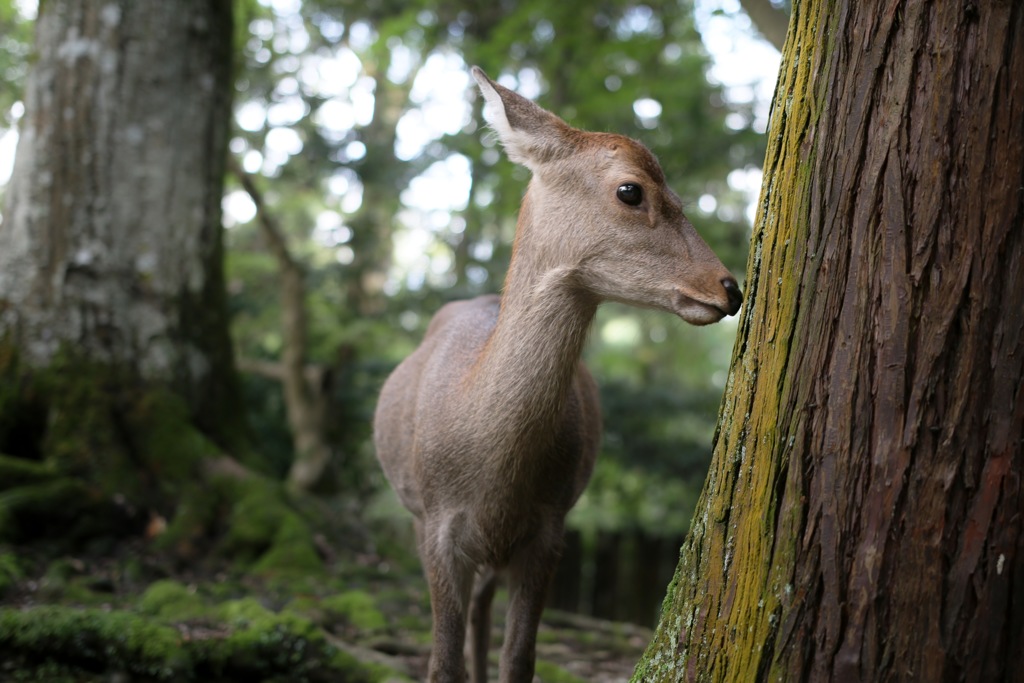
[0,341,317,571]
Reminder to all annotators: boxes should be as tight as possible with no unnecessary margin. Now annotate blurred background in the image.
[0,0,782,630]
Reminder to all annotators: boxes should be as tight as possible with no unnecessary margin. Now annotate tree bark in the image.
[634,1,1024,681]
[738,0,790,52]
[0,0,241,444]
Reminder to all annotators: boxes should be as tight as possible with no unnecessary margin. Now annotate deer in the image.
[373,66,743,683]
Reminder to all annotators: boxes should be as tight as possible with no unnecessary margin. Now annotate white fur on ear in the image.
[470,66,536,167]
[471,67,513,141]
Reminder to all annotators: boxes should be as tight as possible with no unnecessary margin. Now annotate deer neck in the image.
[468,196,597,442]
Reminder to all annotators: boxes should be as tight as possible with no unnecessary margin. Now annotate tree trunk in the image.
[739,0,790,52]
[634,1,1024,681]
[0,0,241,445]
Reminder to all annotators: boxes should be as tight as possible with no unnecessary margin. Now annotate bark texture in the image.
[0,0,238,439]
[635,1,1024,681]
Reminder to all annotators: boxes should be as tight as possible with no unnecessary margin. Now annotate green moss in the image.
[0,341,260,553]
[254,510,324,575]
[36,558,107,604]
[222,479,285,556]
[535,660,588,683]
[321,590,387,632]
[0,605,189,679]
[0,600,397,682]
[154,478,226,558]
[128,391,220,491]
[38,355,134,494]
[0,454,56,488]
[0,550,22,595]
[214,477,325,575]
[139,579,207,620]
[219,596,275,624]
[0,660,103,683]
[0,478,93,542]
[205,598,384,682]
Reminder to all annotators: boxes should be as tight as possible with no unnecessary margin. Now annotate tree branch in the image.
[229,158,333,491]
[739,0,789,52]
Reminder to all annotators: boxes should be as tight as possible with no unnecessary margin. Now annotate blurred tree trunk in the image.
[739,0,790,52]
[0,2,243,455]
[0,0,247,528]
[634,1,1024,681]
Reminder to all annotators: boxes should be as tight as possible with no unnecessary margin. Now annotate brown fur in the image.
[373,67,742,682]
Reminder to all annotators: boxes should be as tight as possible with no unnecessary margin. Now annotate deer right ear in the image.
[471,66,573,170]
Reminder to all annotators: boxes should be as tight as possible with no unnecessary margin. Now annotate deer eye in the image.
[616,183,643,206]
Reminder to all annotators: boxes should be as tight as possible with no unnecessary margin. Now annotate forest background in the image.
[0,0,786,680]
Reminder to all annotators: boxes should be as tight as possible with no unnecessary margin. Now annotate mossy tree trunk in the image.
[0,1,261,551]
[0,0,242,446]
[635,1,1023,681]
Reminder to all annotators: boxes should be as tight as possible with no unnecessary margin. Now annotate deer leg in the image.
[468,567,498,683]
[498,529,563,683]
[422,518,476,683]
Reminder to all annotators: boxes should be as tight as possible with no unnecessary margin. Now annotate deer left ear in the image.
[471,66,574,170]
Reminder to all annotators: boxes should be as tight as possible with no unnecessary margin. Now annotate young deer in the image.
[373,67,743,683]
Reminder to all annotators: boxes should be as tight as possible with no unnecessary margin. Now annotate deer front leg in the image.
[499,529,563,683]
[468,567,498,683]
[422,518,476,683]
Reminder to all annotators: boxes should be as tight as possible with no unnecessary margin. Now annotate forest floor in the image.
[0,540,651,682]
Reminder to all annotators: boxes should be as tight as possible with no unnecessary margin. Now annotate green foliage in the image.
[569,459,702,537]
[0,0,32,122]
[221,0,759,538]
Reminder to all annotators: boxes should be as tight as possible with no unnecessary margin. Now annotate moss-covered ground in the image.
[0,343,649,682]
[0,540,649,682]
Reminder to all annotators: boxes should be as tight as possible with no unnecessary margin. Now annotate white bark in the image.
[0,1,233,391]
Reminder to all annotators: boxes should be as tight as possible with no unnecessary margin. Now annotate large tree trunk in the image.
[635,1,1024,681]
[0,1,256,551]
[0,0,241,444]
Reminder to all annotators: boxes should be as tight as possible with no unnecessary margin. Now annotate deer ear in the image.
[471,66,573,169]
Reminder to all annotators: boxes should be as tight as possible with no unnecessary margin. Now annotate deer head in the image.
[472,66,743,325]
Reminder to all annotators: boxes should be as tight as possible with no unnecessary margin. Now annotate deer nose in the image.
[721,277,743,315]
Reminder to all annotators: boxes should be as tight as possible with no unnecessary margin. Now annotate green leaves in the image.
[222,0,760,524]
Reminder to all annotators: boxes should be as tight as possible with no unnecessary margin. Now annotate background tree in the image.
[0,0,238,436]
[737,0,788,51]
[634,0,1024,680]
[0,0,334,579]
